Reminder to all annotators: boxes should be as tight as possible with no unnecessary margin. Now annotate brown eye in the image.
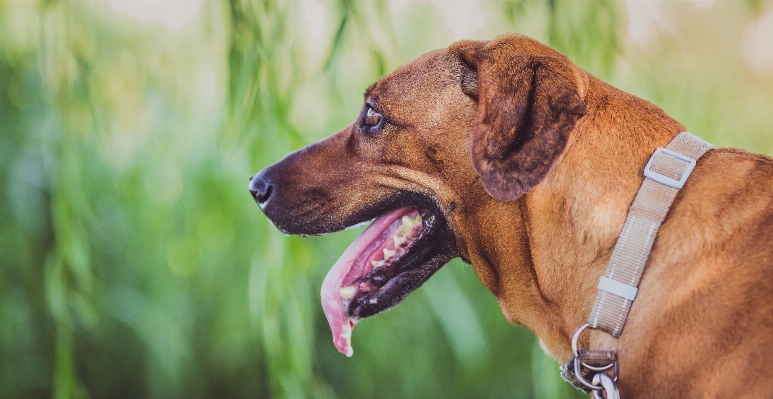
[364,106,383,128]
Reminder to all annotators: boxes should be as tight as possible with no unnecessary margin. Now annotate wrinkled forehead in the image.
[366,49,464,123]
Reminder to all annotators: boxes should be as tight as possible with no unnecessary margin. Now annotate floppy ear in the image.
[457,40,587,201]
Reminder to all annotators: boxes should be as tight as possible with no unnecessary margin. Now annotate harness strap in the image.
[587,132,714,336]
[561,132,714,393]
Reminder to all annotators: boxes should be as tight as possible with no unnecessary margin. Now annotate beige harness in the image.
[562,133,714,397]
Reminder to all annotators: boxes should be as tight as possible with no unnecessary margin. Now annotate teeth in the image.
[339,285,356,299]
[400,214,423,235]
[392,234,406,247]
[399,224,411,235]
[371,259,385,268]
[383,248,396,261]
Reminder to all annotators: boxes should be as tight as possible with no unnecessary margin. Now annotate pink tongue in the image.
[320,207,412,357]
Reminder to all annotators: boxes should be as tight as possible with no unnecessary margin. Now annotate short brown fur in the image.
[253,35,773,397]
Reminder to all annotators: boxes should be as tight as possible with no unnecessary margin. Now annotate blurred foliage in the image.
[0,0,770,398]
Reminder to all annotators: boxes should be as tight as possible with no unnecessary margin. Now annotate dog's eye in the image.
[363,106,383,129]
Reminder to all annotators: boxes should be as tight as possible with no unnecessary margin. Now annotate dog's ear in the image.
[455,39,587,201]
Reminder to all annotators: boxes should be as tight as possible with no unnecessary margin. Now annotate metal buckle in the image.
[571,324,619,392]
[643,147,696,189]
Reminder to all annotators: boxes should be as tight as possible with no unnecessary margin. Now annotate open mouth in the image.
[320,204,456,356]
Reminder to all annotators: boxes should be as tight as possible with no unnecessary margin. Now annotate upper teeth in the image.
[364,214,422,273]
[383,248,396,260]
[399,214,422,235]
[402,215,421,227]
[392,234,406,247]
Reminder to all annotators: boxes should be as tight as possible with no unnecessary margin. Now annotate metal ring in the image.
[572,323,619,391]
[574,357,604,391]
[583,362,615,372]
[571,323,590,357]
[571,324,601,390]
[591,373,621,399]
[571,323,620,392]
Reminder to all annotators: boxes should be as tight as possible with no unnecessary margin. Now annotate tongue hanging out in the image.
[320,206,423,356]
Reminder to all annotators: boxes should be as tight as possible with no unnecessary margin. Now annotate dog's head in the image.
[249,35,587,356]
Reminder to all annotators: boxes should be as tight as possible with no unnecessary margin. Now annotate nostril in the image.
[249,173,273,206]
[256,184,272,204]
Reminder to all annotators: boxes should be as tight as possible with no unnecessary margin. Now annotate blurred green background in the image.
[1,0,771,398]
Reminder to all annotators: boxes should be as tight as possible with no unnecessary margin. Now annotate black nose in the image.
[249,170,273,206]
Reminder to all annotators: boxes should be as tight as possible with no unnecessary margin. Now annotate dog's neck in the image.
[460,76,686,362]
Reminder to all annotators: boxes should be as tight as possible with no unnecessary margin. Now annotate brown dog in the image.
[249,35,773,397]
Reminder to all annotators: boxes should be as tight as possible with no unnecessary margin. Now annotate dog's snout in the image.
[249,170,273,207]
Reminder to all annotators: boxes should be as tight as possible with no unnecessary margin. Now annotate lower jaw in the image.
[321,205,457,356]
[347,247,456,319]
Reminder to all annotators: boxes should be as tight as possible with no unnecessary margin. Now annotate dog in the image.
[249,35,773,397]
